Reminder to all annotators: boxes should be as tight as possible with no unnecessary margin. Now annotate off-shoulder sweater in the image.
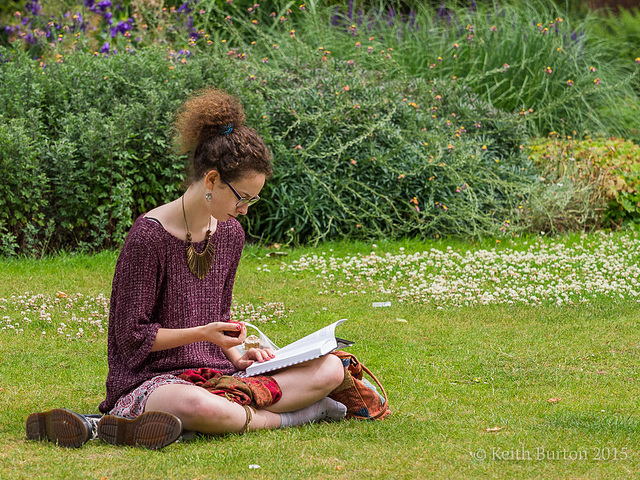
[99,215,244,413]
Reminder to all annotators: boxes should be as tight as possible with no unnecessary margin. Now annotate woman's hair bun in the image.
[174,88,247,154]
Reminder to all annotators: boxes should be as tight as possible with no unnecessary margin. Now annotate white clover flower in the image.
[280,234,640,308]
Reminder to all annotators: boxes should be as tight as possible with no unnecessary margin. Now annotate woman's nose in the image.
[236,204,250,215]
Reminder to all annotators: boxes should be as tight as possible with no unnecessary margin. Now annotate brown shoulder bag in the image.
[329,350,391,420]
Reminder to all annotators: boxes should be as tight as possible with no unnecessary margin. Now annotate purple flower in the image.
[101,41,110,54]
[110,20,132,37]
[437,2,452,25]
[96,0,112,12]
[85,0,95,8]
[25,0,43,16]
[330,6,341,27]
[408,10,416,29]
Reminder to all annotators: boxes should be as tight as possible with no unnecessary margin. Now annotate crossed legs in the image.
[144,354,346,434]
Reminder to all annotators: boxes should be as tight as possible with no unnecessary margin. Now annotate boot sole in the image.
[25,409,91,448]
[98,411,182,450]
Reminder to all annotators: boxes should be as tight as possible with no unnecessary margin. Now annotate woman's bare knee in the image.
[297,354,345,392]
[321,354,346,390]
[146,385,242,432]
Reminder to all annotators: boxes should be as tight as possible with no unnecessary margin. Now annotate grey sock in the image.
[83,414,101,440]
[279,397,347,428]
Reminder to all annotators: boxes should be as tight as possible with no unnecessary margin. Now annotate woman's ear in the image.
[204,169,220,190]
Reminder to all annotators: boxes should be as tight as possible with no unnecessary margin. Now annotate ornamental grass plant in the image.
[196,0,640,138]
[1,233,640,479]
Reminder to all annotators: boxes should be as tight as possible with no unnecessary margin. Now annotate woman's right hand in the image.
[201,321,247,348]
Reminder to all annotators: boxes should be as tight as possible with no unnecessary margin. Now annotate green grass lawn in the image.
[1,233,639,479]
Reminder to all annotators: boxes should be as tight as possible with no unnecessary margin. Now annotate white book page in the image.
[245,319,347,375]
[275,319,347,356]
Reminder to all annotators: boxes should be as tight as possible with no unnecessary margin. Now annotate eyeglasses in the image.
[221,177,261,207]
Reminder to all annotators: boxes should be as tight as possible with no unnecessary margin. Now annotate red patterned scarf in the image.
[177,368,282,408]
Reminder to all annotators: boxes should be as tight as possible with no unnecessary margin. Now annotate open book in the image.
[244,319,353,376]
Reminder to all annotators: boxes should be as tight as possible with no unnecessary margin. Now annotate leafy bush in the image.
[0,44,196,253]
[0,116,50,256]
[244,56,534,243]
[0,39,537,253]
[527,136,640,232]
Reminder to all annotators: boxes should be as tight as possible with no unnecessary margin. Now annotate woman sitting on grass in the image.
[26,88,347,449]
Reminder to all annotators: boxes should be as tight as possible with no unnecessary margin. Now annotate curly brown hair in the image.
[174,88,273,183]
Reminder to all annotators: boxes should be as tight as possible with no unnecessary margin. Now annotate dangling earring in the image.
[205,192,212,202]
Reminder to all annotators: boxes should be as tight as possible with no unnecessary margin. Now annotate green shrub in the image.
[243,57,534,243]
[0,116,49,256]
[0,40,537,253]
[587,7,640,69]
[0,44,195,253]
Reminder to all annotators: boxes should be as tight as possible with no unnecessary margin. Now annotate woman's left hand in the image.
[235,347,276,370]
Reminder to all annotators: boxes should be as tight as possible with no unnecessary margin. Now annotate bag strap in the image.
[360,364,390,420]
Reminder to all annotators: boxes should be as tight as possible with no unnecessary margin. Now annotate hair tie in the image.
[220,123,233,135]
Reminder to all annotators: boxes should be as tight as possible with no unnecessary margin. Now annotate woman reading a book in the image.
[26,88,347,449]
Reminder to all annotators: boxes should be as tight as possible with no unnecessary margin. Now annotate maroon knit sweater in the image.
[99,215,244,413]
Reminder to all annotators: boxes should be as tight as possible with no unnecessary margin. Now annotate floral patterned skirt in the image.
[109,370,282,419]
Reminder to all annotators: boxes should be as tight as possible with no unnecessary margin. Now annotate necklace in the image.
[182,195,215,279]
